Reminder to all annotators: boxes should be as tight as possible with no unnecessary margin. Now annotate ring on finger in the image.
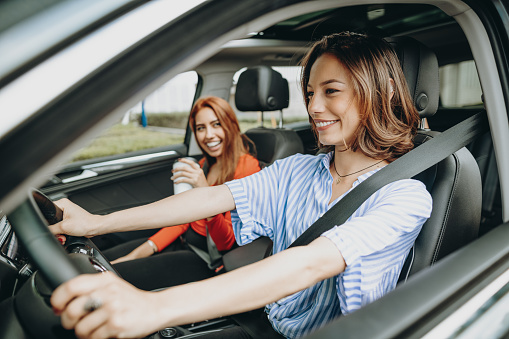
[83,297,103,313]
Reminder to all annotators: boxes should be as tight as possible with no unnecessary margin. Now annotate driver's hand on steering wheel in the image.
[49,198,100,238]
[51,272,165,339]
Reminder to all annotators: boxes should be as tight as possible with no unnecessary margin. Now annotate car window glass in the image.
[440,60,483,107]
[70,71,198,162]
[230,66,309,132]
[455,282,509,339]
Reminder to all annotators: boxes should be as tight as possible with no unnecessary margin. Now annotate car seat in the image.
[386,36,483,281]
[468,130,502,234]
[234,66,304,164]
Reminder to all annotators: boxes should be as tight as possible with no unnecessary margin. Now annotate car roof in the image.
[249,4,470,65]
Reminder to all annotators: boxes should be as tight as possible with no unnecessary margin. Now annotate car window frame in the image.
[0,0,304,213]
[0,0,147,90]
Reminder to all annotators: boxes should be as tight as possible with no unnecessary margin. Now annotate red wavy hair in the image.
[189,96,255,183]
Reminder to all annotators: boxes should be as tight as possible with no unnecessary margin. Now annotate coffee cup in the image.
[172,157,198,195]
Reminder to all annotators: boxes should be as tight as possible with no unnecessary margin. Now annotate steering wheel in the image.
[8,189,117,289]
[4,189,123,339]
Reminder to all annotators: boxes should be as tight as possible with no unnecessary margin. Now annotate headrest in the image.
[235,66,289,112]
[385,36,439,119]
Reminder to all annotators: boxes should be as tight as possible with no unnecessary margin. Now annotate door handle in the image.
[61,169,98,183]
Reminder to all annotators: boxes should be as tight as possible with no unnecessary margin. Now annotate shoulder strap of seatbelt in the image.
[289,111,489,248]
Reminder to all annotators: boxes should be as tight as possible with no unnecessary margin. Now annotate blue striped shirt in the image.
[225,152,432,338]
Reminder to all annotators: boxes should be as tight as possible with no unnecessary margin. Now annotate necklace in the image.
[332,158,385,184]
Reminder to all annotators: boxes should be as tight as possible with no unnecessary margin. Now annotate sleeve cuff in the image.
[225,180,255,228]
[225,180,258,245]
[322,226,361,267]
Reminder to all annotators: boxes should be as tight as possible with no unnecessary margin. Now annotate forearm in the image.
[150,224,188,252]
[154,237,345,327]
[127,242,154,260]
[92,185,234,236]
[112,241,155,264]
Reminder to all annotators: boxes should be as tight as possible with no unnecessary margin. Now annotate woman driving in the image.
[49,32,432,339]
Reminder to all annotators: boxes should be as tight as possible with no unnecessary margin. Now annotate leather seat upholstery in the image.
[386,37,482,281]
[235,66,304,164]
[469,131,501,232]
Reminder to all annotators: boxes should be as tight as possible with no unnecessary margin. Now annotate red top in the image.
[150,153,261,252]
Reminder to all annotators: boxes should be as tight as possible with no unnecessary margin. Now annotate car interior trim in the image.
[60,170,98,184]
[0,0,140,88]
[422,267,509,338]
[455,7,509,222]
[80,150,178,173]
[455,283,509,338]
[0,0,280,213]
[0,0,205,140]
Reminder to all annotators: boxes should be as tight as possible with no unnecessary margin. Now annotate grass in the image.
[71,124,184,162]
[133,112,189,129]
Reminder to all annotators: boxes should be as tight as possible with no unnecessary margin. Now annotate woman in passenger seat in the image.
[50,32,432,339]
[107,96,261,289]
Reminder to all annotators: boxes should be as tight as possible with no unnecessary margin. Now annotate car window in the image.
[440,60,483,107]
[70,71,198,162]
[230,66,309,132]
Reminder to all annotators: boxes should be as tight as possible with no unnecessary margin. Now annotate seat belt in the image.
[222,111,489,272]
[186,160,224,270]
[482,147,499,221]
[289,110,489,248]
[186,231,223,270]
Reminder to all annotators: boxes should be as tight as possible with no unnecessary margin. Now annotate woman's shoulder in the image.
[239,153,258,163]
[359,168,431,200]
[237,152,319,169]
[389,178,430,192]
[233,153,323,179]
[234,153,263,178]
[383,178,433,208]
[238,153,260,169]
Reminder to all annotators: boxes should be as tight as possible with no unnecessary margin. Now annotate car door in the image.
[41,144,188,246]
[38,72,201,246]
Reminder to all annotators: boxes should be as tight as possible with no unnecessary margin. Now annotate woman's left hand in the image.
[51,272,166,339]
[171,158,209,188]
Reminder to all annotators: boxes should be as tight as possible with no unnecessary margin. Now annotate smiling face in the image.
[194,107,226,158]
[306,53,362,150]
